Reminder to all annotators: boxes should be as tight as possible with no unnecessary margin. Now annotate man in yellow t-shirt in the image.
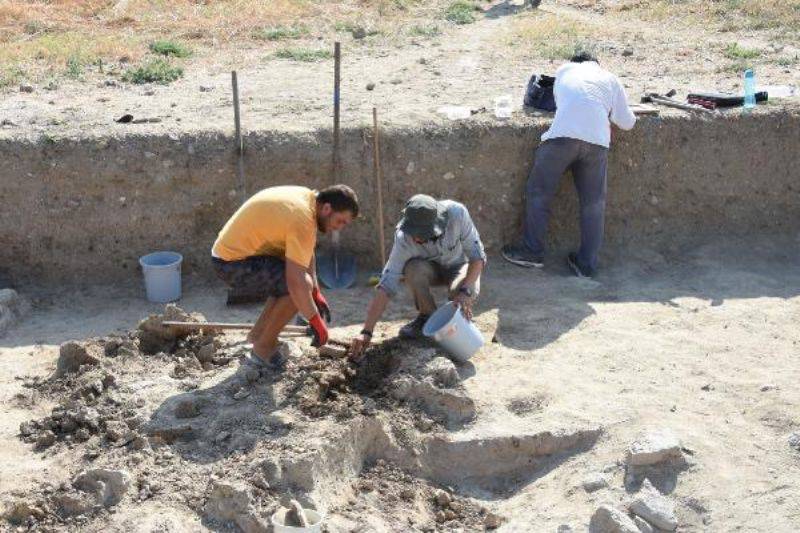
[212,184,359,370]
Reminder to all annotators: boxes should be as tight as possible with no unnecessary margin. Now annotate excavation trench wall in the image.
[1,110,799,284]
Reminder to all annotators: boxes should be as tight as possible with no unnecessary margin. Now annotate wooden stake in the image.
[231,71,246,201]
[372,107,386,266]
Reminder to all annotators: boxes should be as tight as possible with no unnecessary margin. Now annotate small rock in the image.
[788,432,800,449]
[418,57,428,65]
[484,512,504,529]
[19,84,34,93]
[589,504,640,533]
[582,472,609,493]
[760,384,778,392]
[622,47,634,57]
[630,479,678,531]
[5,501,46,524]
[104,79,118,87]
[632,515,654,533]
[75,428,91,442]
[426,357,459,388]
[444,509,456,521]
[390,78,402,85]
[557,526,575,533]
[359,479,375,492]
[627,429,682,466]
[1,118,16,127]
[434,488,451,507]
[352,26,367,39]
[19,420,36,437]
[215,431,231,443]
[54,492,94,517]
[435,510,446,523]
[443,172,455,181]
[233,388,251,400]
[105,420,130,441]
[199,85,213,92]
[36,430,56,448]
[701,383,713,391]
[174,399,200,419]
[366,82,376,91]
[400,488,416,501]
[144,90,155,96]
[196,343,215,363]
[57,341,102,375]
[73,468,131,507]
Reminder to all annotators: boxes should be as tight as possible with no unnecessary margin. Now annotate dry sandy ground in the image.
[1,236,799,531]
[1,1,799,140]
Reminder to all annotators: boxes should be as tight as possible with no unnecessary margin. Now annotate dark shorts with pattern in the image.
[212,255,289,298]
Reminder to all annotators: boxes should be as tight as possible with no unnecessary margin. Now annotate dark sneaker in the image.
[399,314,430,339]
[245,351,285,373]
[566,252,594,278]
[501,244,544,268]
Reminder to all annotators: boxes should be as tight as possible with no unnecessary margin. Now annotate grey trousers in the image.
[523,137,609,273]
[403,259,480,315]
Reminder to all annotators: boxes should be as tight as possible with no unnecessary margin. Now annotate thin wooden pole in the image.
[231,71,245,201]
[332,42,341,179]
[372,107,386,266]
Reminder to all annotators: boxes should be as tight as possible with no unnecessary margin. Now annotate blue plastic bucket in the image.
[423,302,484,362]
[139,251,182,303]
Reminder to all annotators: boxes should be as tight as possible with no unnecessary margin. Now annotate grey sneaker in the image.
[245,351,285,372]
[501,244,544,268]
[566,252,594,278]
[399,314,430,339]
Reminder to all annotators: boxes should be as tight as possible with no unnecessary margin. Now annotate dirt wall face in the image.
[1,110,799,284]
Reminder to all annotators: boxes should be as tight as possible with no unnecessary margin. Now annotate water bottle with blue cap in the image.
[743,69,756,112]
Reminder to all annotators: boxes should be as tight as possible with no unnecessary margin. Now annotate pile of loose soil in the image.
[5,304,482,531]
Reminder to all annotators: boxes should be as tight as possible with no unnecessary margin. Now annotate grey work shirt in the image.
[378,200,487,297]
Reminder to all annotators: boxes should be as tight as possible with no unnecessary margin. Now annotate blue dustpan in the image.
[317,231,356,289]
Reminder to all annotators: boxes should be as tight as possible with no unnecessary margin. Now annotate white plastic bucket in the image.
[271,508,324,533]
[139,251,182,303]
[423,302,484,362]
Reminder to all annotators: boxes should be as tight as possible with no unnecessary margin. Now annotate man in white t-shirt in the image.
[502,51,636,277]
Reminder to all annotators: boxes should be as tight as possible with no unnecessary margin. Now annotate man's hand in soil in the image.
[349,332,372,362]
[308,314,329,347]
[311,287,331,323]
[453,292,475,321]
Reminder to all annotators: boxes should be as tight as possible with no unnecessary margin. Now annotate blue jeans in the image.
[523,137,609,273]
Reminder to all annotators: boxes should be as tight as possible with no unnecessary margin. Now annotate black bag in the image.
[524,74,556,111]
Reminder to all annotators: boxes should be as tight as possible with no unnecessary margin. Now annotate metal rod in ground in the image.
[231,70,246,201]
[372,106,386,266]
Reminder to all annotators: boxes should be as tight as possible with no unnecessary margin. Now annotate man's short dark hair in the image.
[570,50,598,64]
[317,184,359,217]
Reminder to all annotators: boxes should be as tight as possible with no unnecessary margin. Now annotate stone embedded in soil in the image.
[590,504,640,533]
[484,512,504,529]
[73,468,132,507]
[36,430,56,448]
[4,501,46,524]
[630,479,678,531]
[0,288,30,337]
[137,304,205,355]
[583,472,610,493]
[633,515,655,533]
[105,420,131,441]
[174,399,200,418]
[196,343,215,363]
[627,429,682,466]
[57,340,102,375]
[434,488,451,507]
[54,492,95,517]
[204,481,268,533]
[788,432,800,450]
[425,357,460,388]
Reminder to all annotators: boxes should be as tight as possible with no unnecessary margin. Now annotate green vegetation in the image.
[122,59,183,84]
[723,42,761,59]
[149,40,192,58]
[409,24,442,37]
[0,66,26,89]
[444,1,477,25]
[274,48,332,62]
[253,25,309,41]
[65,56,84,80]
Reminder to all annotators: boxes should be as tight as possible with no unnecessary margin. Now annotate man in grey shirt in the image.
[349,194,487,361]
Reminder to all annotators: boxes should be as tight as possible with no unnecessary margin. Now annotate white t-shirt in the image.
[541,61,636,148]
